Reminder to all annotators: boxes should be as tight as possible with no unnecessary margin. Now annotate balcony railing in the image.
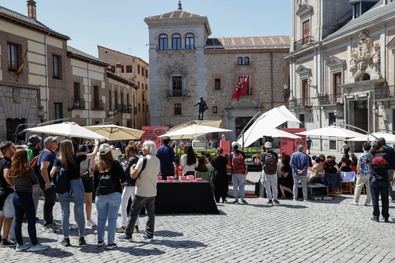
[70,98,85,110]
[167,89,189,97]
[92,101,104,111]
[317,94,342,105]
[293,36,315,51]
[289,97,313,108]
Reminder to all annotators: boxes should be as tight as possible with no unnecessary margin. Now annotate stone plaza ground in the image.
[0,192,394,263]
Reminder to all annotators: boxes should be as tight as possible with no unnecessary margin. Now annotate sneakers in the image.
[43,223,59,233]
[267,200,273,206]
[371,217,379,222]
[232,199,239,204]
[86,219,97,228]
[97,241,105,248]
[106,243,117,250]
[143,233,154,242]
[61,238,71,247]
[273,200,280,205]
[27,243,48,252]
[241,199,248,205]
[15,243,31,252]
[1,239,16,247]
[351,201,358,206]
[117,234,132,242]
[79,237,87,246]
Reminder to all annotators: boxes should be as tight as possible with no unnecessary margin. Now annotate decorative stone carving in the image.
[327,56,346,71]
[166,62,188,77]
[349,30,381,81]
[296,0,313,17]
[295,65,311,80]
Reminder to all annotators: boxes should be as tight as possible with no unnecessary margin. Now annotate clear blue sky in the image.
[0,0,291,61]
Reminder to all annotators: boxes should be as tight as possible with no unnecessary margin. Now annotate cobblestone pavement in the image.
[1,195,395,263]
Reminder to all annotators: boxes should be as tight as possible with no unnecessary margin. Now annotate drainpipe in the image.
[87,62,91,125]
[44,33,49,121]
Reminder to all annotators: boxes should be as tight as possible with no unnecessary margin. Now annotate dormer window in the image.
[244,57,250,65]
[159,34,168,50]
[237,57,243,65]
[172,33,182,50]
[353,2,361,18]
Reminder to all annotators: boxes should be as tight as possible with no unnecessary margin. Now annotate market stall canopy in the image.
[348,132,395,143]
[167,120,222,133]
[160,124,231,139]
[238,106,301,147]
[25,122,106,140]
[85,124,144,141]
[296,126,365,138]
[253,127,301,139]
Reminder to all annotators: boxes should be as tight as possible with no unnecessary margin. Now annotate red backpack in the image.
[232,153,246,174]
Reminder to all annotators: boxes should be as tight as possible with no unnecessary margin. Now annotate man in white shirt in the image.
[119,140,160,242]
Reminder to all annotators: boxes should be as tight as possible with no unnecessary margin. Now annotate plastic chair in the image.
[340,171,356,194]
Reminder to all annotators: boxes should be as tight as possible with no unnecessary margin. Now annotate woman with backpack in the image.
[8,149,48,252]
[52,139,99,247]
[118,144,140,233]
[231,143,248,204]
[94,143,124,249]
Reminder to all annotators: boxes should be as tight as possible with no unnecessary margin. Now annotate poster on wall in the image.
[142,126,169,147]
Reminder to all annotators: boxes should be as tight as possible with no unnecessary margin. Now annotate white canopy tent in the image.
[237,105,301,147]
[296,126,365,138]
[348,132,395,143]
[160,124,231,140]
[85,124,144,141]
[25,122,106,140]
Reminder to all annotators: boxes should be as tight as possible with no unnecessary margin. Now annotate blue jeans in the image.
[96,192,121,245]
[57,179,85,237]
[13,192,38,246]
[232,173,246,200]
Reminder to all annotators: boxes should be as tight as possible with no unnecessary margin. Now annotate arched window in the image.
[237,57,243,65]
[172,33,182,50]
[185,33,195,49]
[158,34,168,50]
[244,56,250,65]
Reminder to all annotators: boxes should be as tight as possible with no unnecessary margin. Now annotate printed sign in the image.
[142,126,169,147]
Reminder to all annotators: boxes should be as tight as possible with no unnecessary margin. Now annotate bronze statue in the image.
[194,97,208,120]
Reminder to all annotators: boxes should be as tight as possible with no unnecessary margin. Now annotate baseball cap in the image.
[231,141,239,150]
[99,143,112,155]
[27,135,42,146]
[264,142,272,149]
[44,136,58,144]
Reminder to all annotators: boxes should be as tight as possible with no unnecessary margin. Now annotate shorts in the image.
[0,193,15,217]
[82,176,94,193]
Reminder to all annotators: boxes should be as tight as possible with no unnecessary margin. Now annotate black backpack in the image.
[52,167,70,194]
[263,152,278,175]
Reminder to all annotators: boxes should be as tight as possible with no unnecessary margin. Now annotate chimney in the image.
[27,0,37,19]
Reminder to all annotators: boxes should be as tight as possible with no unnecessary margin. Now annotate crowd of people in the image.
[0,135,160,251]
[0,133,393,253]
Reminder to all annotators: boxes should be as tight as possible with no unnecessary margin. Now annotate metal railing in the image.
[289,97,313,108]
[293,36,315,51]
[167,89,189,97]
[70,98,85,110]
[317,94,342,105]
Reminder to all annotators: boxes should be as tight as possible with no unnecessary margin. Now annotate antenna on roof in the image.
[178,0,183,10]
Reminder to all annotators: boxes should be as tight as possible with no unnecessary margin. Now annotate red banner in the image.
[142,126,169,148]
[280,128,306,156]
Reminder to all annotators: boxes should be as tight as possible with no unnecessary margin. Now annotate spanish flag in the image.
[16,50,27,81]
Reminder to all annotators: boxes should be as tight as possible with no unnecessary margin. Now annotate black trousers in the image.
[214,173,228,202]
[370,179,390,219]
[13,192,38,245]
[43,188,56,225]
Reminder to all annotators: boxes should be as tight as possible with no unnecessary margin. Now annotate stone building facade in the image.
[289,0,395,152]
[0,1,145,141]
[98,46,150,128]
[145,7,290,139]
[0,1,69,141]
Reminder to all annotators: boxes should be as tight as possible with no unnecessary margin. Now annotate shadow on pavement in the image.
[154,230,183,238]
[32,247,73,258]
[148,239,207,249]
[117,246,165,256]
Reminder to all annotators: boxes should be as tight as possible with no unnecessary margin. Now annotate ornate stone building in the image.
[145,5,290,139]
[289,0,395,152]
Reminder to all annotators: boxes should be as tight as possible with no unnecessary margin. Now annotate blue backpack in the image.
[52,167,70,194]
